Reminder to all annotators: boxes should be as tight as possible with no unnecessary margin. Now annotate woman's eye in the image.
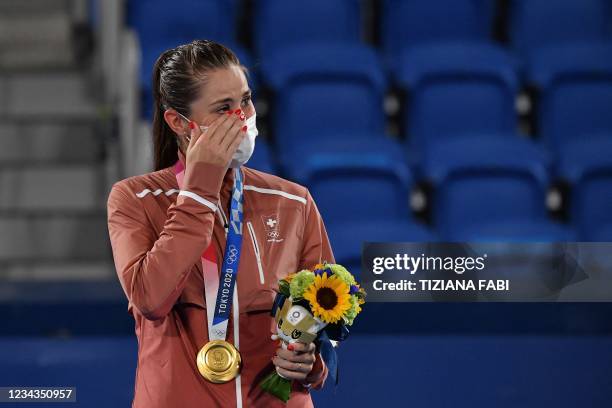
[217,105,230,113]
[241,96,252,106]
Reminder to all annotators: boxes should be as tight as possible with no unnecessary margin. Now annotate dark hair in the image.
[151,40,243,170]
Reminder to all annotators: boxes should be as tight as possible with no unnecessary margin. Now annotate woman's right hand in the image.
[185,109,247,169]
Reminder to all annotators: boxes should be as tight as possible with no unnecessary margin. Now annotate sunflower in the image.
[303,273,351,324]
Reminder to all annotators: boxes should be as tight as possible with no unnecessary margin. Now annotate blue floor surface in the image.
[0,335,610,407]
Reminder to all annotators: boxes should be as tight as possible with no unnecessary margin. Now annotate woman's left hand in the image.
[272,342,317,382]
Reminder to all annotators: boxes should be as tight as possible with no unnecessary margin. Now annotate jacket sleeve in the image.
[106,162,226,321]
[298,189,335,270]
[298,189,335,390]
[303,350,328,390]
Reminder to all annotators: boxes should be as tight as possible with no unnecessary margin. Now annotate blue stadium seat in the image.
[395,43,520,151]
[585,224,612,241]
[557,139,612,240]
[127,0,243,118]
[509,0,611,57]
[127,0,237,44]
[328,220,435,280]
[287,138,412,224]
[260,44,387,155]
[253,0,361,59]
[454,220,576,241]
[422,137,554,240]
[246,137,276,174]
[382,0,496,68]
[528,44,612,150]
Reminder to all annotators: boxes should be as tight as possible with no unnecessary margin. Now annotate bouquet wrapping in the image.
[260,262,366,402]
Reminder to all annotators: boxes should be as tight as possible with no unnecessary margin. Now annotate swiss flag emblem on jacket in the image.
[261,214,283,242]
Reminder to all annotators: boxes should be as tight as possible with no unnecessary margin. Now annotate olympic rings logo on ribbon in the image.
[227,245,239,264]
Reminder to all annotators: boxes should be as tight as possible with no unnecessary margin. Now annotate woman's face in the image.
[165,64,255,152]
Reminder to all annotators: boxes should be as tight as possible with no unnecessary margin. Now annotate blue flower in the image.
[349,285,359,295]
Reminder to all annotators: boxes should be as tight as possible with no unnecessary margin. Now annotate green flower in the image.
[328,264,356,287]
[289,270,315,299]
[278,279,290,297]
[343,296,361,326]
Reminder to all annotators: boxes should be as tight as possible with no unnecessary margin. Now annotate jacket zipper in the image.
[217,200,229,235]
[246,221,265,285]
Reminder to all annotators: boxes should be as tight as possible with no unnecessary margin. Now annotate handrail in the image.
[117,28,141,177]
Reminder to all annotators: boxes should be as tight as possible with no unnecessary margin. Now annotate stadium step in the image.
[0,0,72,15]
[0,13,72,47]
[2,261,115,281]
[0,72,98,118]
[0,44,75,70]
[0,165,104,211]
[0,215,110,262]
[0,2,114,281]
[0,121,102,164]
[0,11,76,69]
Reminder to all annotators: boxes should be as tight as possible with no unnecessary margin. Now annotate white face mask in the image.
[228,113,258,168]
[178,111,258,168]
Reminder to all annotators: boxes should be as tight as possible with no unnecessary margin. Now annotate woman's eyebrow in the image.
[209,90,252,107]
[209,96,233,106]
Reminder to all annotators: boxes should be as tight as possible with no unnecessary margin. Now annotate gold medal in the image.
[196,340,242,383]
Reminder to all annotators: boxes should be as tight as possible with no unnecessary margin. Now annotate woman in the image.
[107,40,334,408]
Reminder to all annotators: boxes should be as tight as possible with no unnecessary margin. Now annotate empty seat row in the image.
[259,43,612,160]
[129,24,612,156]
[251,136,612,242]
[127,0,612,118]
[128,0,612,61]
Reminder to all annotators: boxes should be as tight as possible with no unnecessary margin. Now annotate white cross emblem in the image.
[266,218,277,228]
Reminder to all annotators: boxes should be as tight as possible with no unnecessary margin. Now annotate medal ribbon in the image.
[174,160,244,342]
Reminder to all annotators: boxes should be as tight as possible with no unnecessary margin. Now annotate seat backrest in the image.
[128,0,236,45]
[246,138,275,174]
[437,171,548,236]
[529,45,612,147]
[509,0,611,55]
[397,44,519,147]
[261,45,386,152]
[424,139,550,237]
[254,0,361,59]
[382,0,495,65]
[291,142,412,223]
[328,220,435,279]
[542,80,612,147]
[310,170,410,223]
[574,171,612,240]
[556,138,612,239]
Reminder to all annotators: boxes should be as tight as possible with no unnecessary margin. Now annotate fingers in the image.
[219,110,246,150]
[186,121,202,153]
[272,355,313,375]
[195,110,234,147]
[185,109,247,168]
[271,343,317,381]
[275,366,307,381]
[276,348,316,364]
[274,344,316,364]
[289,342,316,354]
[224,124,247,154]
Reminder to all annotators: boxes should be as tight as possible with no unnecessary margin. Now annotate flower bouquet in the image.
[260,262,366,402]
